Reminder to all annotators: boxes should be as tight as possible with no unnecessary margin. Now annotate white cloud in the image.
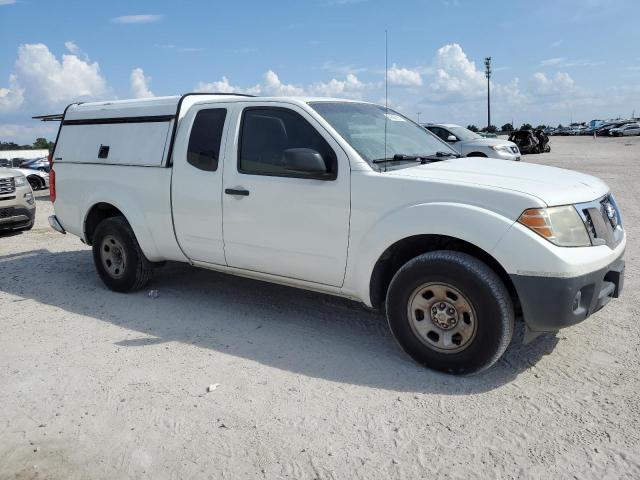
[424,43,487,102]
[0,0,16,5]
[550,39,563,48]
[531,72,575,95]
[130,68,154,99]
[309,73,369,98]
[196,70,371,99]
[0,123,58,144]
[13,43,107,106]
[0,74,24,112]
[195,76,261,95]
[261,70,306,96]
[112,14,163,24]
[540,57,566,67]
[64,41,80,55]
[387,64,422,87]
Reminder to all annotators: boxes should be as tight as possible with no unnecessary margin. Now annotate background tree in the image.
[0,138,55,151]
[500,123,514,133]
[521,123,533,130]
[481,125,497,133]
[535,124,547,131]
[466,124,479,132]
[33,137,54,151]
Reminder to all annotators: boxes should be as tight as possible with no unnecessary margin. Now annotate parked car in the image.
[0,169,36,231]
[0,166,49,190]
[508,129,551,154]
[597,121,628,136]
[21,157,51,173]
[424,123,520,160]
[610,123,640,137]
[45,94,625,375]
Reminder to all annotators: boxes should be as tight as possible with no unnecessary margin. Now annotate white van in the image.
[45,94,625,374]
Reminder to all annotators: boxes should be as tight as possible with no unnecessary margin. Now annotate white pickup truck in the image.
[46,94,625,374]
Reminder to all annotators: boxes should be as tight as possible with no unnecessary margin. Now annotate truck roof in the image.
[64,95,366,122]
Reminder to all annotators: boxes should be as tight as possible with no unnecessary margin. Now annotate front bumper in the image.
[510,254,625,332]
[0,205,35,230]
[493,150,521,161]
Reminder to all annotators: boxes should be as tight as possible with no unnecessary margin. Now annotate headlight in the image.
[518,205,591,247]
[490,145,512,153]
[14,175,27,187]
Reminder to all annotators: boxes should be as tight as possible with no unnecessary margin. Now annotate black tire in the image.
[27,177,40,190]
[92,216,153,293]
[466,152,487,157]
[386,251,514,375]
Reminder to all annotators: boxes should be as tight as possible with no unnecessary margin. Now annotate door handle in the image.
[225,188,250,197]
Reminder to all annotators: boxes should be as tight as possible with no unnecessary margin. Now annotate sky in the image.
[1,0,639,143]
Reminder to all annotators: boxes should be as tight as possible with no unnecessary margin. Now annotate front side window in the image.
[239,108,337,179]
[428,126,450,142]
[187,108,227,171]
[309,102,456,170]
[447,126,481,141]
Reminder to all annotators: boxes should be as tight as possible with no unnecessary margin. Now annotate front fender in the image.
[344,202,516,306]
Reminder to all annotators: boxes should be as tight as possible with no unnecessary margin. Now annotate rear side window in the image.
[238,108,337,179]
[187,108,227,171]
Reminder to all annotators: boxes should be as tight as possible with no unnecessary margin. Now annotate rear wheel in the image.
[92,216,153,292]
[386,251,514,375]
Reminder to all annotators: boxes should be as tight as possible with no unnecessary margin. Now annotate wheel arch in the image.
[84,202,125,245]
[368,234,520,314]
[466,151,488,157]
[83,200,161,260]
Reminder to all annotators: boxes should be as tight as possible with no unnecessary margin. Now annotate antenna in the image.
[384,29,388,172]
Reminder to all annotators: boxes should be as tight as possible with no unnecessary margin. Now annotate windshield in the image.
[309,102,456,169]
[446,126,481,141]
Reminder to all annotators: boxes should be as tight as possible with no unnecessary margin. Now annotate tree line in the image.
[0,138,55,152]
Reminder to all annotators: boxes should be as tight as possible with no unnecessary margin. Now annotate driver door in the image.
[221,103,351,287]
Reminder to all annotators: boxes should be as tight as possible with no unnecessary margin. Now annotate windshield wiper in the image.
[372,151,460,164]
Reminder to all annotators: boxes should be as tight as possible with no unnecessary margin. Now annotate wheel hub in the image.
[407,282,477,354]
[100,235,127,279]
[430,301,458,330]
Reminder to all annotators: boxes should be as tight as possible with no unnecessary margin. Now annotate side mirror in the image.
[447,135,458,142]
[283,148,327,175]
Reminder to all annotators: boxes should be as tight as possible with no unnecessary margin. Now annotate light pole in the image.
[417,112,422,124]
[484,57,492,129]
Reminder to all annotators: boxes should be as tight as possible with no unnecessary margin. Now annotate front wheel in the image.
[386,251,514,375]
[92,216,153,292]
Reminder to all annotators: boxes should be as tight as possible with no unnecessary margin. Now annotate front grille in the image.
[0,177,15,195]
[577,194,623,248]
[0,207,15,219]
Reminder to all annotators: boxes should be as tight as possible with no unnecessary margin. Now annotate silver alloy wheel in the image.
[100,235,127,279]
[407,282,477,354]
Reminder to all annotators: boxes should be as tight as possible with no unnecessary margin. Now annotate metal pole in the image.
[484,57,492,129]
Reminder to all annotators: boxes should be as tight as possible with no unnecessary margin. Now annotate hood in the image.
[11,168,48,178]
[463,138,516,148]
[0,168,25,179]
[386,157,609,206]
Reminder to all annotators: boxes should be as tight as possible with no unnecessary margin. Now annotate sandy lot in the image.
[1,136,639,479]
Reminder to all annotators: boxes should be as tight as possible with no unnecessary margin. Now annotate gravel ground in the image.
[1,136,639,479]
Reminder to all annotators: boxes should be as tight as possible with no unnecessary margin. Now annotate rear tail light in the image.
[48,153,56,202]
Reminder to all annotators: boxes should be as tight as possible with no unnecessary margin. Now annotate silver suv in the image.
[424,123,521,161]
[0,169,36,231]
